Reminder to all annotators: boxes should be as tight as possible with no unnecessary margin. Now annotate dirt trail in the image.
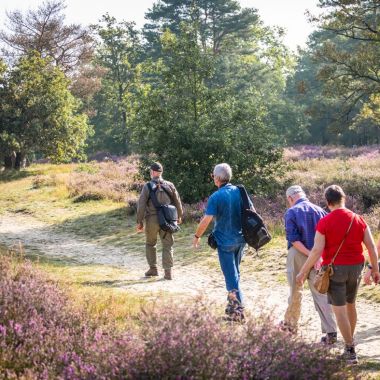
[1,212,379,362]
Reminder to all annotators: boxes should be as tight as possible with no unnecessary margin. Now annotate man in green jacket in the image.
[136,162,183,280]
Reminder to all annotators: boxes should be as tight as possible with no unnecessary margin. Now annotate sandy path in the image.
[0,212,379,362]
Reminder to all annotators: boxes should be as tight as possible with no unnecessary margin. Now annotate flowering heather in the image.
[67,156,143,203]
[182,200,208,223]
[284,145,380,160]
[0,254,354,379]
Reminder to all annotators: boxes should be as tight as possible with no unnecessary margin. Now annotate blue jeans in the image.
[217,243,246,305]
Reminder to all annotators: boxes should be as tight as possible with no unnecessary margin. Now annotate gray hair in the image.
[286,185,306,198]
[213,163,232,183]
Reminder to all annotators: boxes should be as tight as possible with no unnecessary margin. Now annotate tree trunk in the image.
[4,156,13,169]
[3,151,16,169]
[14,152,26,170]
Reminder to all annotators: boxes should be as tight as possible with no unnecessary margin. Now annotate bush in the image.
[67,157,143,203]
[32,174,60,189]
[0,253,354,379]
[139,301,352,380]
[0,253,141,379]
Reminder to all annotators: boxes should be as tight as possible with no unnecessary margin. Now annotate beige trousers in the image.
[145,216,174,270]
[284,246,337,333]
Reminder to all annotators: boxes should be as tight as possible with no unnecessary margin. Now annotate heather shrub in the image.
[0,254,355,379]
[139,302,353,380]
[285,144,380,160]
[67,157,143,203]
[0,254,142,379]
[182,200,207,223]
[32,174,61,189]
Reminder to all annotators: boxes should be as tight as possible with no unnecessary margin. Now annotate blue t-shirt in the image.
[284,198,327,250]
[205,184,246,247]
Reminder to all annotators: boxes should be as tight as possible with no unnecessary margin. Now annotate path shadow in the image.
[0,169,35,183]
[81,277,167,288]
[52,207,208,266]
[354,325,380,346]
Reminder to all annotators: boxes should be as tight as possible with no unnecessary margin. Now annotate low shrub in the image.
[0,253,355,379]
[32,174,59,188]
[67,157,143,203]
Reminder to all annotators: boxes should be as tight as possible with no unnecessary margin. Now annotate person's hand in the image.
[136,223,144,233]
[372,270,380,285]
[178,218,182,225]
[296,271,307,286]
[364,268,373,285]
[193,236,200,249]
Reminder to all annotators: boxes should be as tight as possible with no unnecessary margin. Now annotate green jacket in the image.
[136,177,183,224]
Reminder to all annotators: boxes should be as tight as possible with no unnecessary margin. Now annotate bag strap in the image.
[147,182,162,209]
[237,184,250,210]
[330,212,356,265]
[160,185,174,202]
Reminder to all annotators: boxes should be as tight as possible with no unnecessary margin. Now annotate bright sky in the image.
[0,0,321,51]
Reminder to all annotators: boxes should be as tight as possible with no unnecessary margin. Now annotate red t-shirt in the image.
[316,208,367,266]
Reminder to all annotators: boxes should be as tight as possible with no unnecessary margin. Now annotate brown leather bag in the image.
[313,213,355,294]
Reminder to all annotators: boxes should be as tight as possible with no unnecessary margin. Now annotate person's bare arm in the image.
[193,215,213,248]
[363,228,380,285]
[292,241,310,257]
[296,232,325,285]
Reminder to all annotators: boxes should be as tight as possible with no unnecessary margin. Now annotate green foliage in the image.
[144,0,259,55]
[1,53,91,163]
[89,15,144,154]
[133,27,283,202]
[302,1,380,144]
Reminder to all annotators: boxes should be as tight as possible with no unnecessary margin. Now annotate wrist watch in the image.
[367,262,380,270]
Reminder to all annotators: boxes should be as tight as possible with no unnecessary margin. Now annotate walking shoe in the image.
[279,320,297,334]
[339,345,358,365]
[321,332,337,345]
[145,267,159,277]
[224,290,245,323]
[164,269,172,280]
[223,309,245,323]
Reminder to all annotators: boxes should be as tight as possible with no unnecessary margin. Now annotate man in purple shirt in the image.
[282,185,337,343]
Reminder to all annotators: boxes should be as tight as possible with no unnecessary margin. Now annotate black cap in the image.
[150,162,163,172]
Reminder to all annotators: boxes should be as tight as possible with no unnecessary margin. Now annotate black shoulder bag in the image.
[147,182,180,233]
[237,185,271,251]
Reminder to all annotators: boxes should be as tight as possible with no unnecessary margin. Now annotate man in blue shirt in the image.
[193,163,249,321]
[283,185,337,343]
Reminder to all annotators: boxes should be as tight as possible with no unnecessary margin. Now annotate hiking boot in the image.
[145,267,159,277]
[339,345,358,365]
[321,332,337,345]
[164,269,172,280]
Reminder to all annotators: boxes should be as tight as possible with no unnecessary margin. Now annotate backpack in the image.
[237,185,271,251]
[147,182,180,233]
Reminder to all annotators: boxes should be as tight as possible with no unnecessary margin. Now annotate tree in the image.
[90,14,143,154]
[143,0,259,55]
[1,52,91,168]
[0,0,93,73]
[133,27,282,202]
[308,0,380,141]
[0,59,18,168]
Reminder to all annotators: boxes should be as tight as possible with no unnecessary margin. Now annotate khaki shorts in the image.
[328,264,364,306]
